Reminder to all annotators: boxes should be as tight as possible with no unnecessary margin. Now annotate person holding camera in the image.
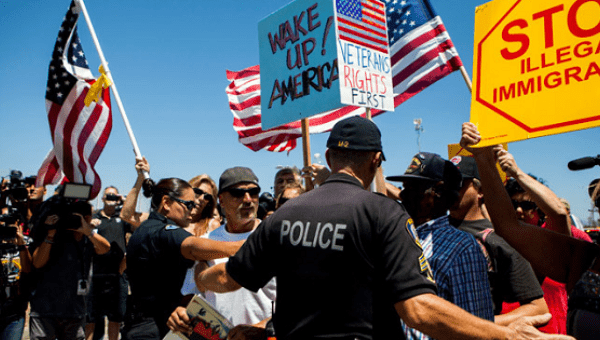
[0,223,32,340]
[85,186,131,340]
[29,200,110,340]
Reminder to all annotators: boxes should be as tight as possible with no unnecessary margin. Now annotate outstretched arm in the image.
[460,122,599,293]
[195,262,242,293]
[496,149,570,236]
[396,293,571,340]
[120,157,150,229]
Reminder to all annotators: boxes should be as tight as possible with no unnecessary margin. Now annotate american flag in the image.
[336,0,388,54]
[36,0,112,198]
[228,0,462,152]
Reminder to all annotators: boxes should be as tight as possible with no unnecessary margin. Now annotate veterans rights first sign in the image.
[471,0,600,146]
[258,0,393,130]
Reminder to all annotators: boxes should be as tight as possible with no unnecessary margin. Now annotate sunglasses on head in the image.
[512,200,537,211]
[169,195,197,211]
[226,187,260,198]
[193,188,214,202]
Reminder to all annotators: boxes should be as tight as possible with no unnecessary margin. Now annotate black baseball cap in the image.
[450,155,480,180]
[326,116,385,160]
[387,152,462,190]
[218,167,260,194]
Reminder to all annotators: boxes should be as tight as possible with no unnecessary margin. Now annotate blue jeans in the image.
[0,316,24,340]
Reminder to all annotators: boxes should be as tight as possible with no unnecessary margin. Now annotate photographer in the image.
[0,222,32,340]
[29,197,110,340]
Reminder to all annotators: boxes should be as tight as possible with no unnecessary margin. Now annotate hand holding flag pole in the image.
[75,0,149,179]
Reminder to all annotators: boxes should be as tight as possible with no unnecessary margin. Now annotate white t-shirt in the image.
[180,224,276,326]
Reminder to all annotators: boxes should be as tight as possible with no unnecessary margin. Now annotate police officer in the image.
[123,178,243,340]
[182,116,573,340]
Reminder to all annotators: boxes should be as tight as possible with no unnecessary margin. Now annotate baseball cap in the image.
[450,155,480,180]
[218,167,260,194]
[326,116,385,160]
[387,152,462,190]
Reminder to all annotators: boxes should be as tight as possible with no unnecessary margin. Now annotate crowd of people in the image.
[1,116,599,340]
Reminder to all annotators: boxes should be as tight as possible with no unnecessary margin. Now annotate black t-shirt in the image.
[92,211,132,275]
[449,217,544,314]
[227,173,436,340]
[126,211,193,333]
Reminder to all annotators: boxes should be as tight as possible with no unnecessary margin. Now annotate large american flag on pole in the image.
[227,0,462,152]
[36,0,112,198]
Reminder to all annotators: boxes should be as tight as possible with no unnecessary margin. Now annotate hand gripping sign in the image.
[470,0,600,147]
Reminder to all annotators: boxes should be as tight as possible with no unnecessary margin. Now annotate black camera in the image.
[105,194,121,202]
[2,170,36,202]
[45,183,93,230]
[0,207,18,241]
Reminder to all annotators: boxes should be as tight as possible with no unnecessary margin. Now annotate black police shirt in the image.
[226,173,436,340]
[126,211,193,317]
[92,211,132,275]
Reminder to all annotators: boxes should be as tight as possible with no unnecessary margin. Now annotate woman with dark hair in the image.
[123,177,243,340]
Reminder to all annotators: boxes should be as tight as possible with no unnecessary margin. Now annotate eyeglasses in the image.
[226,187,260,198]
[193,188,214,202]
[169,195,197,211]
[511,200,537,211]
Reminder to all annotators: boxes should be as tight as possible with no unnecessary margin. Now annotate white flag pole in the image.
[459,65,473,93]
[75,0,148,178]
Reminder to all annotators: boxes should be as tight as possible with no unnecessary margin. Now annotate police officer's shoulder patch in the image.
[165,225,179,231]
[405,219,420,245]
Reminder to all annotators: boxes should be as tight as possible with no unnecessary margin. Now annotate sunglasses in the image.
[278,197,290,207]
[226,187,260,198]
[511,200,537,211]
[169,195,197,211]
[193,188,214,202]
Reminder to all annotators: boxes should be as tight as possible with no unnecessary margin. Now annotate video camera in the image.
[45,183,93,230]
[0,207,19,241]
[1,170,37,202]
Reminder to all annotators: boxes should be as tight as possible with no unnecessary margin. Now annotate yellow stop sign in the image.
[471,0,600,147]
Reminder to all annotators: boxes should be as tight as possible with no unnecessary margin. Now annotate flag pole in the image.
[75,0,148,178]
[301,118,314,191]
[459,65,473,93]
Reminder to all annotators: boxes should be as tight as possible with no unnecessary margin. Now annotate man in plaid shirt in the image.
[387,152,494,340]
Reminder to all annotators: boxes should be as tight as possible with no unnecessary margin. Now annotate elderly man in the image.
[173,167,275,340]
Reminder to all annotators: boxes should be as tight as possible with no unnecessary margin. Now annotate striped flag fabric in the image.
[387,0,463,104]
[36,0,112,198]
[336,0,389,54]
[227,0,462,152]
[226,66,386,152]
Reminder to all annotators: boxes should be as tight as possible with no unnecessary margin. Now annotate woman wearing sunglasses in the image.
[187,174,219,236]
[123,177,243,340]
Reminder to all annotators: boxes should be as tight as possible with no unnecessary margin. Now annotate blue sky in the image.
[1,0,599,224]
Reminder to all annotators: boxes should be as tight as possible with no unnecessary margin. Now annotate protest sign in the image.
[258,0,393,130]
[470,0,600,147]
[448,143,509,183]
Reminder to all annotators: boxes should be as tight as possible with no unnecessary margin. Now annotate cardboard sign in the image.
[448,143,509,184]
[258,0,393,130]
[336,0,394,110]
[470,0,600,147]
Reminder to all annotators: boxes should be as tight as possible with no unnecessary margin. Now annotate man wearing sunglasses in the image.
[499,149,593,334]
[171,167,276,339]
[447,156,548,328]
[186,117,571,340]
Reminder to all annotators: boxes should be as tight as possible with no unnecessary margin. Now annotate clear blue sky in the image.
[1,0,599,224]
